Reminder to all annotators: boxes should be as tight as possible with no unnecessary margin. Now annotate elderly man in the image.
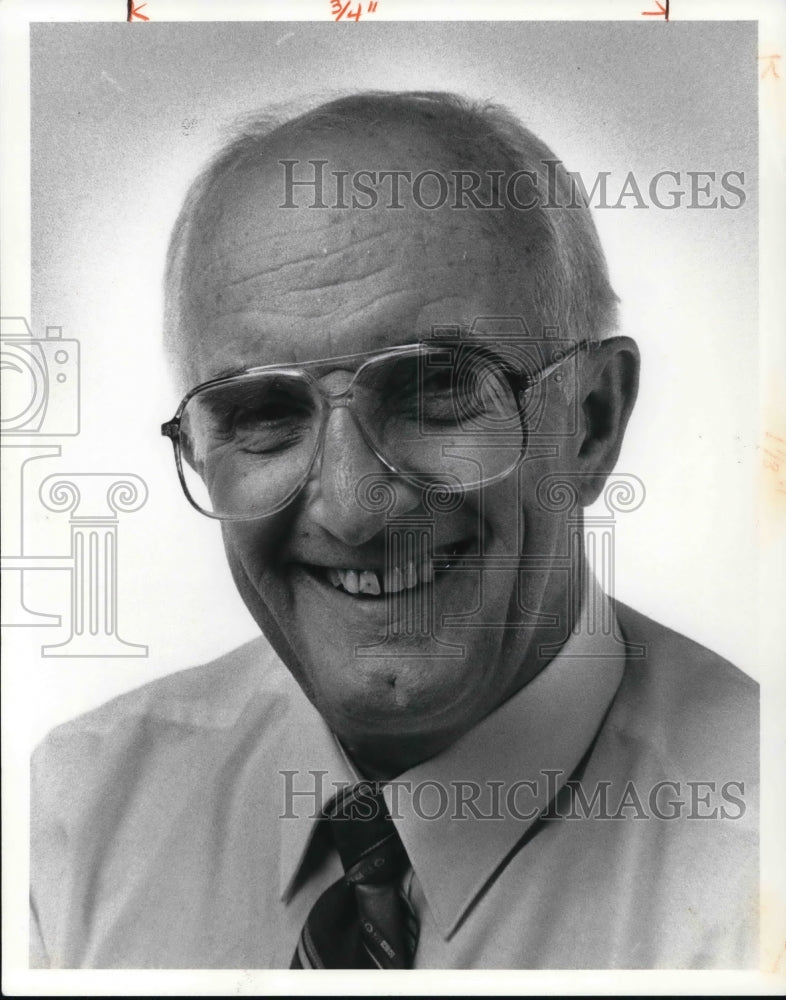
[30,92,757,970]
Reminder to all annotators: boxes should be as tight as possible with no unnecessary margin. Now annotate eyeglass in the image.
[161,338,591,521]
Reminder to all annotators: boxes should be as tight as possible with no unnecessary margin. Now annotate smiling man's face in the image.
[184,126,585,776]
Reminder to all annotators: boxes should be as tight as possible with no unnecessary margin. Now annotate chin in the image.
[235,535,520,751]
[295,615,506,744]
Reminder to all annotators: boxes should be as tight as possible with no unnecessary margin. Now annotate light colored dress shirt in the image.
[30,586,758,968]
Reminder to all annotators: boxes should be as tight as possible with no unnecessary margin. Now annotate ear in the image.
[573,336,640,506]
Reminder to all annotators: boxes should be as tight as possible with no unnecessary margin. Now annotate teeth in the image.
[328,560,435,596]
[359,570,381,596]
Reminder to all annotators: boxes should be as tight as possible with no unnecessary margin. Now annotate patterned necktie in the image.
[291,780,419,969]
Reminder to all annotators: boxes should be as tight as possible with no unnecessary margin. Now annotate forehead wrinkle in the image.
[196,226,393,286]
[193,170,495,287]
[194,217,503,331]
[216,249,403,298]
[289,286,426,326]
[219,282,425,326]
[190,287,424,379]
[204,248,501,326]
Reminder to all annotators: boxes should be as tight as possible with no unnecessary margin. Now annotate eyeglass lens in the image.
[177,348,525,519]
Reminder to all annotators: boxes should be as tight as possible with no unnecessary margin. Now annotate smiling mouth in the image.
[303,539,475,600]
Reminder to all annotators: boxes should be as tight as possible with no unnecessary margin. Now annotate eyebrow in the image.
[197,324,502,386]
[206,364,253,381]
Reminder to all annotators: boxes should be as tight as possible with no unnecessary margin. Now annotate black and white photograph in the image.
[2,0,785,993]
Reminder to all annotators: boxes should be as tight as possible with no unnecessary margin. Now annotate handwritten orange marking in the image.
[759,54,781,79]
[642,0,669,19]
[331,0,378,19]
[761,433,786,500]
[127,1,149,21]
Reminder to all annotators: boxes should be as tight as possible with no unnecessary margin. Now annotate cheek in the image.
[221,516,292,601]
[477,474,523,552]
[221,519,318,692]
[515,449,577,544]
[479,468,569,613]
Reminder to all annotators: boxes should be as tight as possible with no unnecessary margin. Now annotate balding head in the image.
[164,91,618,390]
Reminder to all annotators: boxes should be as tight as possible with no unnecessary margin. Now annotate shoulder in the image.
[38,635,285,739]
[576,602,759,967]
[31,636,294,810]
[29,637,304,967]
[608,599,758,783]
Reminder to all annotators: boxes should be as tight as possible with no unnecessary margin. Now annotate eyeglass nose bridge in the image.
[316,387,376,446]
[323,392,354,408]
[316,371,358,407]
[310,384,395,480]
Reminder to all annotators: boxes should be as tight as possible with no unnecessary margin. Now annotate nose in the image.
[305,405,421,546]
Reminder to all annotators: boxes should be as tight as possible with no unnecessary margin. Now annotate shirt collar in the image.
[278,576,625,937]
[277,700,357,902]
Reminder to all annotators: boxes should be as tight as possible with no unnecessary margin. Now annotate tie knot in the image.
[326,782,408,885]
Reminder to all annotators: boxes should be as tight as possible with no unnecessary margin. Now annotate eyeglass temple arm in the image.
[519,340,591,394]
